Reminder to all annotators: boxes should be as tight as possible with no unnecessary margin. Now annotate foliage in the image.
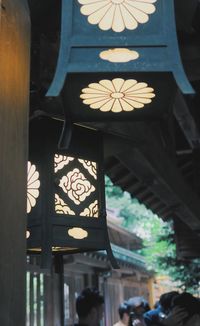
[105,176,163,239]
[105,175,124,199]
[141,223,174,273]
[105,175,200,292]
[152,226,200,292]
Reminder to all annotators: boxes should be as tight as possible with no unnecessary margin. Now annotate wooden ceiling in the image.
[28,0,200,259]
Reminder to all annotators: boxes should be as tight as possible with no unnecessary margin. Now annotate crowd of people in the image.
[115,291,200,326]
[74,288,200,326]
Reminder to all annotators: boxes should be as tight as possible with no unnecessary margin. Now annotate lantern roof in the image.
[99,244,148,271]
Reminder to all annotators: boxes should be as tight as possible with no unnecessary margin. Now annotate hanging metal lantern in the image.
[27,117,117,268]
[45,0,193,123]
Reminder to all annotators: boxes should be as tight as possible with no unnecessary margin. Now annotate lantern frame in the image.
[27,117,118,268]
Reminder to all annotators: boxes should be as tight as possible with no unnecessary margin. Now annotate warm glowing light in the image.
[54,156,98,214]
[100,48,139,62]
[55,194,75,215]
[68,227,88,239]
[80,200,99,217]
[52,247,77,252]
[59,168,95,205]
[27,161,40,213]
[78,0,157,32]
[29,248,42,252]
[54,154,74,173]
[26,231,30,239]
[29,247,78,252]
[80,78,155,113]
[78,159,97,179]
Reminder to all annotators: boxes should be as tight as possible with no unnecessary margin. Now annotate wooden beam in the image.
[0,1,30,325]
[174,91,200,148]
[117,145,200,230]
[174,217,200,259]
[95,120,200,230]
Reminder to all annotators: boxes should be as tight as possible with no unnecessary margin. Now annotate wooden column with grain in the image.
[0,0,30,325]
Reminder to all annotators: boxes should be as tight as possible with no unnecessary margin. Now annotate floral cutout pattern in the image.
[78,159,97,179]
[59,168,95,205]
[55,194,75,215]
[54,154,74,173]
[77,0,157,32]
[80,78,155,113]
[27,161,40,213]
[80,200,99,217]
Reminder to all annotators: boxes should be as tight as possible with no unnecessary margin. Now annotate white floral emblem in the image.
[100,48,139,63]
[80,78,155,113]
[78,0,157,32]
[68,227,88,239]
[27,161,40,213]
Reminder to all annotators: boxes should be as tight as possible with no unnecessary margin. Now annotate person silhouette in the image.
[74,288,104,326]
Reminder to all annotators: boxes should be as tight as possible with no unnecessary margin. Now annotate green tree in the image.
[105,175,165,239]
[152,225,200,292]
[105,176,200,292]
[105,175,123,199]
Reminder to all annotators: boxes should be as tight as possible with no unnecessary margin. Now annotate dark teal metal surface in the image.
[47,0,194,97]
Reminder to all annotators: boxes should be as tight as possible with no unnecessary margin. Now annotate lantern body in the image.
[47,0,193,113]
[27,117,117,267]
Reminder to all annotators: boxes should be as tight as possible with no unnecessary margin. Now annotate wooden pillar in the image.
[102,276,110,326]
[54,256,65,326]
[0,0,30,325]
